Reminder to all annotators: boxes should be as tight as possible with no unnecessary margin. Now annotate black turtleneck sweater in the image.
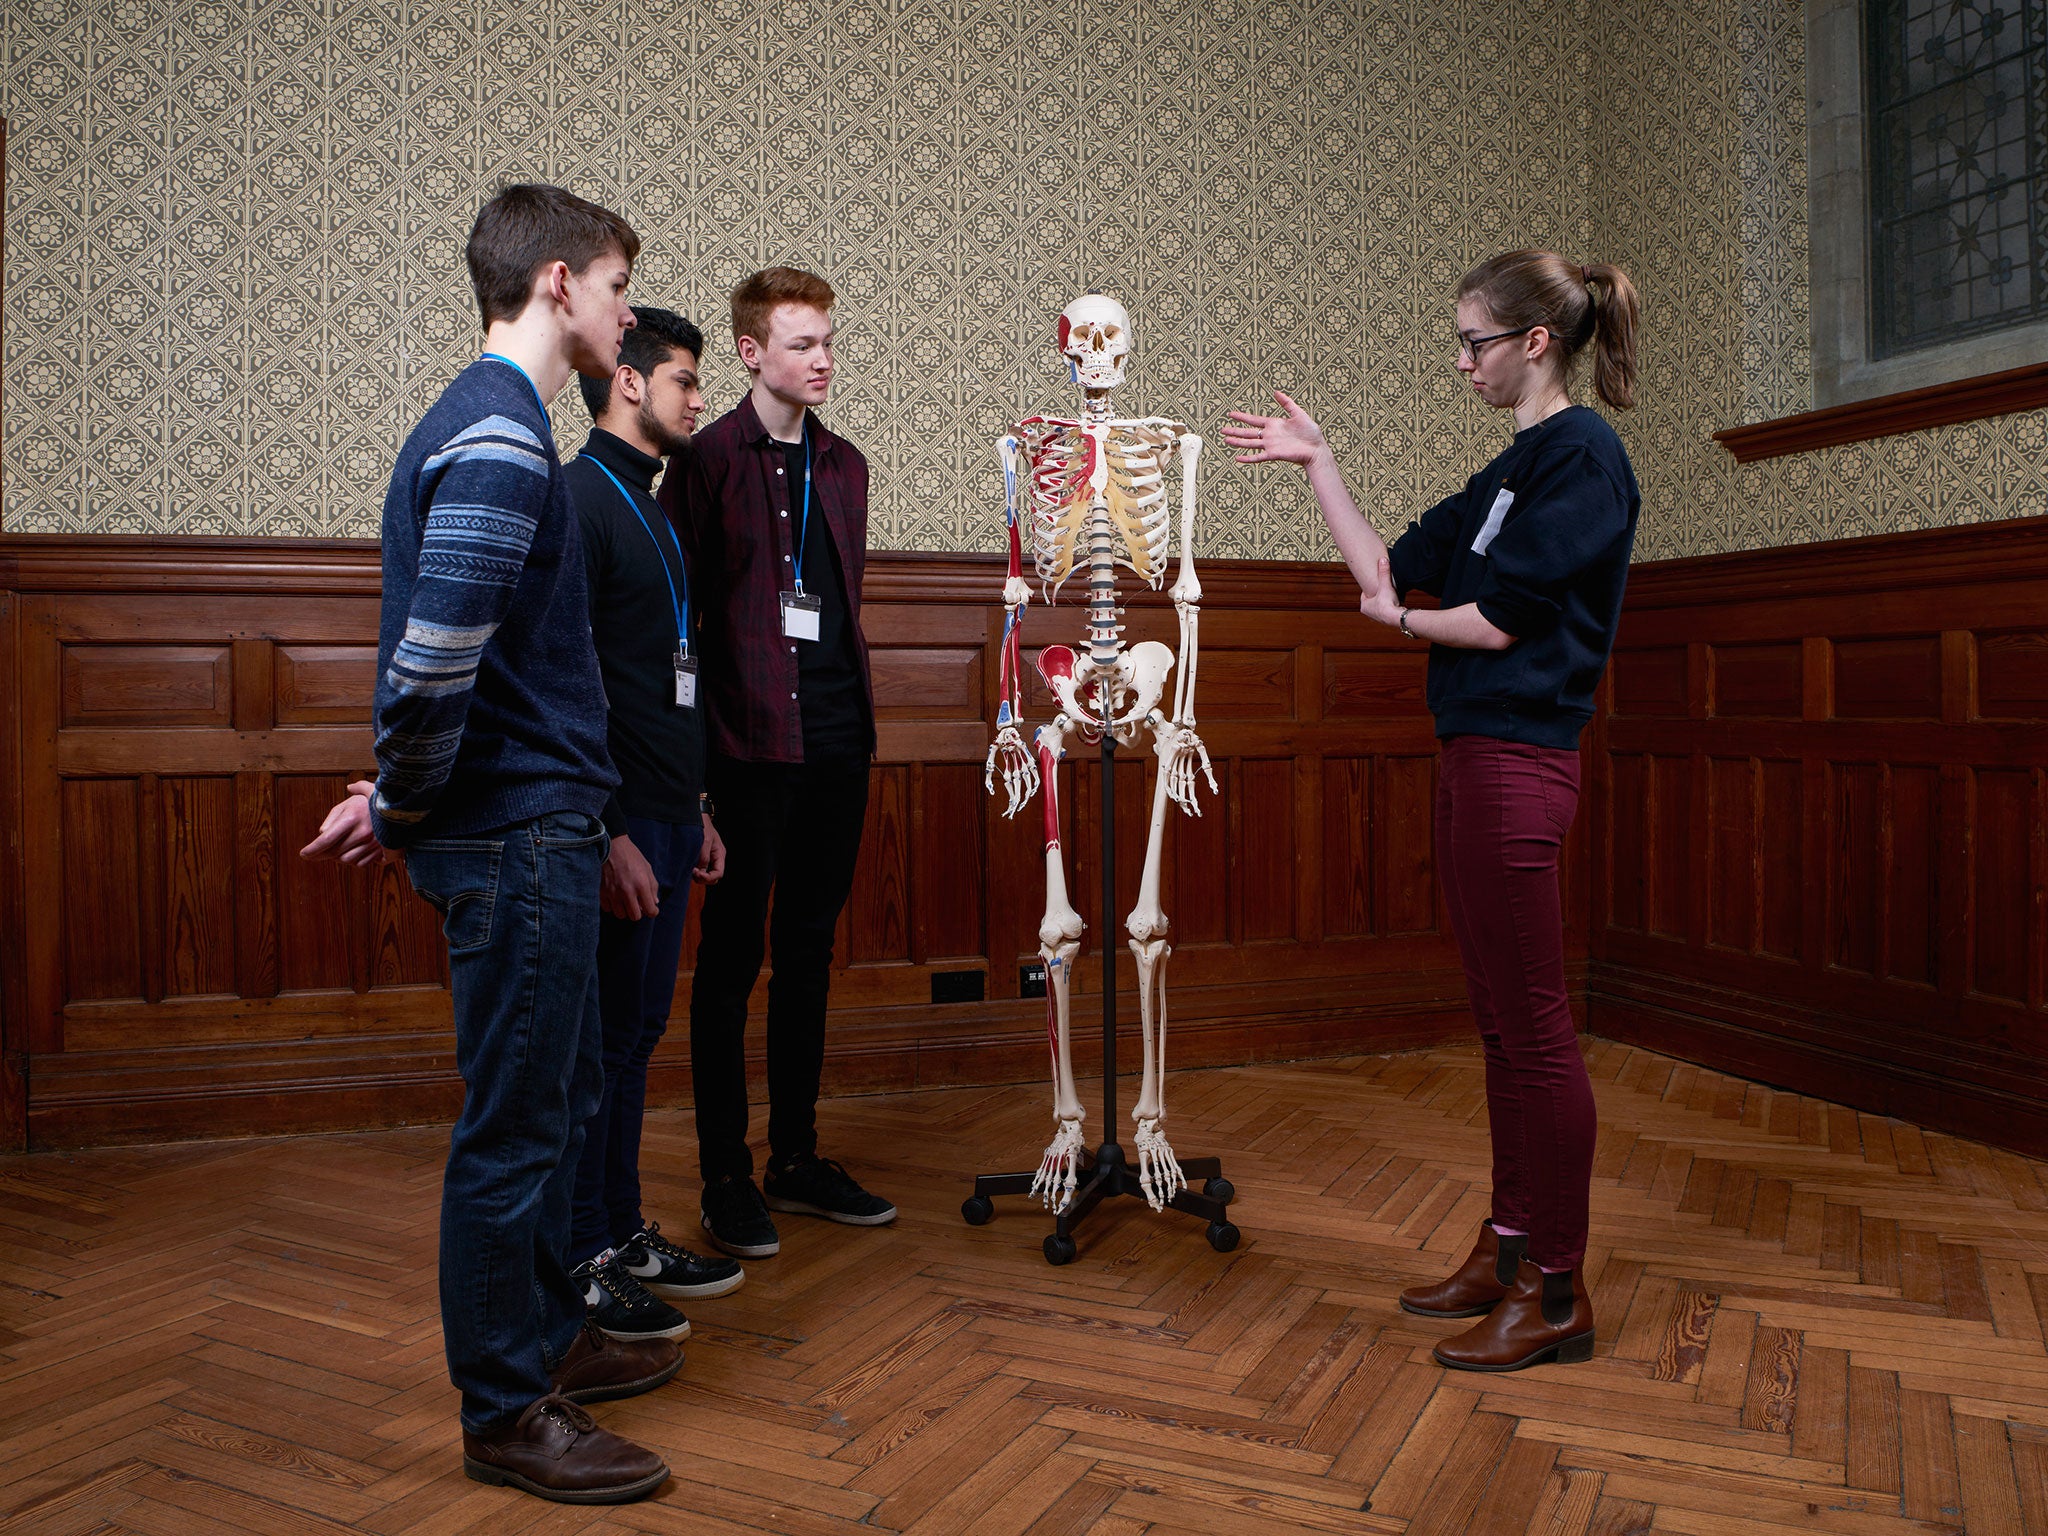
[565,428,705,833]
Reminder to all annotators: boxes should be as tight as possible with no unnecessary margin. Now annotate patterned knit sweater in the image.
[369,356,617,848]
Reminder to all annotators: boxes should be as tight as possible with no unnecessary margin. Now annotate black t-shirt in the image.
[1386,405,1640,750]
[565,429,706,830]
[781,433,870,761]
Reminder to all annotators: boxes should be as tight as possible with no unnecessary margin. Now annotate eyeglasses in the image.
[1455,324,1542,362]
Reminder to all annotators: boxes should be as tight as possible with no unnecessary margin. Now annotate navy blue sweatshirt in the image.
[1386,405,1639,750]
[370,356,617,847]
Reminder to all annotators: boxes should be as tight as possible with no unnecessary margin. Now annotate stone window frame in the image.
[1807,0,2048,410]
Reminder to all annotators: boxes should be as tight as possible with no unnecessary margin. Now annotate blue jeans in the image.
[406,810,608,1434]
[570,814,704,1262]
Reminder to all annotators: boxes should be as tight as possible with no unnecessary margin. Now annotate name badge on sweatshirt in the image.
[781,590,822,642]
[674,651,699,709]
[1471,488,1515,557]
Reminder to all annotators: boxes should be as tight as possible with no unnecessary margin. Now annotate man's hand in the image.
[601,832,660,921]
[300,780,401,868]
[694,818,726,885]
[1221,390,1327,466]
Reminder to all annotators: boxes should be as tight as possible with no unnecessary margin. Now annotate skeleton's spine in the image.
[1083,397,1120,709]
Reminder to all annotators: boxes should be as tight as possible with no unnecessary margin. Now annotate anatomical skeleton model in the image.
[983,294,1215,1215]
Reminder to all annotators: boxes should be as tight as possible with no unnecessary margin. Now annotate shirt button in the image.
[784,554,791,562]
[790,692,797,699]
[776,467,785,475]
[780,510,787,517]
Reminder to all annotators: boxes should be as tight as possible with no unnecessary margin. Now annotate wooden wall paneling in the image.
[0,586,25,1148]
[1594,516,2048,1159]
[1758,758,1803,962]
[1831,762,1882,977]
[1885,765,1939,989]
[61,777,143,1004]
[234,771,281,999]
[160,775,237,997]
[1238,759,1296,942]
[1379,754,1438,937]
[1711,642,1802,719]
[0,541,1527,1144]
[1707,756,1756,953]
[1972,768,2033,1005]
[1322,757,1373,938]
[1648,755,1693,940]
[274,772,369,993]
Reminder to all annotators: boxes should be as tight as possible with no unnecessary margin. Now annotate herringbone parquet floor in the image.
[3,1039,2044,1534]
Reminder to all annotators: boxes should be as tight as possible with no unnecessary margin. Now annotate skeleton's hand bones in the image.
[984,727,1039,818]
[1151,714,1219,817]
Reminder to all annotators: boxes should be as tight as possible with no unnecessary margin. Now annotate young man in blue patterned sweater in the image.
[301,183,677,1506]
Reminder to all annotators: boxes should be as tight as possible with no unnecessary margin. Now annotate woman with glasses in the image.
[1222,250,1640,1372]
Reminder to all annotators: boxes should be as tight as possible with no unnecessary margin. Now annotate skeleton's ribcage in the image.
[1017,417,1184,593]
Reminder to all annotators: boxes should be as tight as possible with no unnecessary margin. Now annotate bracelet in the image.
[1399,607,1415,640]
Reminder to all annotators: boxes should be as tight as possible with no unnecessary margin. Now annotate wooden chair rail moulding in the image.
[1712,360,2048,463]
[1,536,1564,1150]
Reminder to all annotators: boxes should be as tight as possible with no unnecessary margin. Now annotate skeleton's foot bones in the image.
[1030,1120,1087,1213]
[1133,1118,1186,1211]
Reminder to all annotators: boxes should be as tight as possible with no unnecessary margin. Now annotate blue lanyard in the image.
[480,352,549,418]
[586,457,690,653]
[792,425,814,597]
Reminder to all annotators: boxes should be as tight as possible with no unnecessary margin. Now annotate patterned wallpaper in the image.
[3,0,2045,557]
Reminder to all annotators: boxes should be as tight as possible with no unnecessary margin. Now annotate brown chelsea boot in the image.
[1432,1259,1594,1372]
[1399,1221,1528,1319]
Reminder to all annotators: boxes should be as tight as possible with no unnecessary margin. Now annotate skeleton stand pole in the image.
[961,730,1238,1265]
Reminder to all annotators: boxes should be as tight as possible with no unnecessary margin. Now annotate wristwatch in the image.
[699,793,716,818]
[1398,607,1415,640]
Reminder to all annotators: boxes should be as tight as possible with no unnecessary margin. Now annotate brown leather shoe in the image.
[551,1319,683,1405]
[1433,1259,1594,1372]
[461,1393,668,1503]
[1400,1222,1528,1318]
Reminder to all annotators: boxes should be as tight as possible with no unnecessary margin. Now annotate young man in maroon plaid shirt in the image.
[660,267,896,1257]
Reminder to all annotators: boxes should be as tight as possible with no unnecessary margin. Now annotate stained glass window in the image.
[1866,0,2048,357]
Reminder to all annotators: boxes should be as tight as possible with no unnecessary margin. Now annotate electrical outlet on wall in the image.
[1018,961,1047,999]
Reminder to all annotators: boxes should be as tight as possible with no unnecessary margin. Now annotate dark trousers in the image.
[569,814,705,1264]
[690,753,870,1183]
[1435,734,1595,1271]
[405,811,607,1434]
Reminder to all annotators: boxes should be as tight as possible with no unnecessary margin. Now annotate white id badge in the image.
[1471,487,1515,556]
[673,651,699,709]
[780,590,822,641]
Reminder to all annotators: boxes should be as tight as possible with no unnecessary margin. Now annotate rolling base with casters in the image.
[961,1143,1239,1265]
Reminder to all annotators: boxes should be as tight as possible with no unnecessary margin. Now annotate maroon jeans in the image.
[1435,734,1595,1270]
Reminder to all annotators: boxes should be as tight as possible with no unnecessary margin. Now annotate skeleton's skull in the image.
[1059,294,1132,391]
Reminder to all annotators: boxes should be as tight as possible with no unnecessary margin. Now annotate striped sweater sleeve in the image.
[371,412,551,842]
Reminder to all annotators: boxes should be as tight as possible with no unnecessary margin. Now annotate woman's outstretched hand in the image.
[1222,390,1326,465]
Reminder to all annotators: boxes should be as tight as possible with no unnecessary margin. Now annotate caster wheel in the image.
[1043,1233,1078,1266]
[1203,1177,1235,1205]
[961,1195,994,1226]
[1206,1221,1240,1253]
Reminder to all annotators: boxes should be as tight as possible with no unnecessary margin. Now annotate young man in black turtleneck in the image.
[561,307,743,1345]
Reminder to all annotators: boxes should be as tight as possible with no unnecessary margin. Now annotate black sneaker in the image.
[701,1176,781,1258]
[617,1222,745,1300]
[763,1153,898,1226]
[573,1251,691,1342]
